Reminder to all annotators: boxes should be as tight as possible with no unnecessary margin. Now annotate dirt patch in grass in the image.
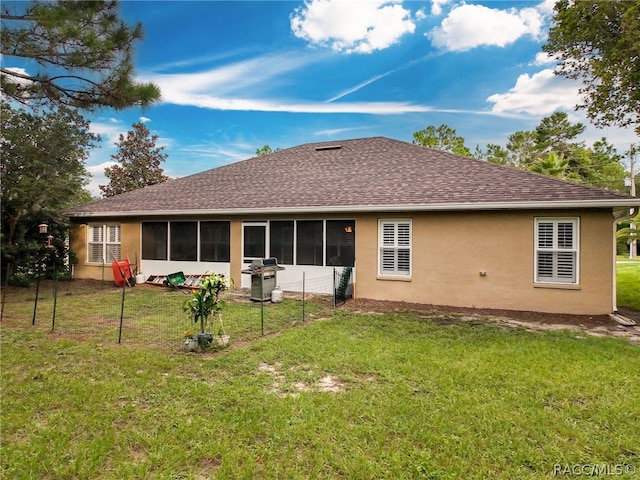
[340,299,640,343]
[258,362,346,397]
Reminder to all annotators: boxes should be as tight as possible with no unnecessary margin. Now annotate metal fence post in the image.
[118,280,126,344]
[1,264,11,322]
[260,273,264,336]
[32,264,42,326]
[333,268,336,308]
[51,266,58,331]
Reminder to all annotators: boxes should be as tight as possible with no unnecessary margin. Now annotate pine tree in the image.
[1,0,160,111]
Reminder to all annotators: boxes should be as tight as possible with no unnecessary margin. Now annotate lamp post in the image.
[32,223,57,327]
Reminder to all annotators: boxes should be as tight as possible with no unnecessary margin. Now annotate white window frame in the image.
[87,223,121,264]
[534,217,579,285]
[378,219,412,277]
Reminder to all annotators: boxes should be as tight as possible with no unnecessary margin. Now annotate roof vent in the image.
[315,145,342,151]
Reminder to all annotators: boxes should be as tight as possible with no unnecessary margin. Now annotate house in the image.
[67,137,639,315]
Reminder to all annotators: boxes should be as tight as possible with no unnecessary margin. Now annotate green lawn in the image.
[2,294,639,479]
[617,257,640,311]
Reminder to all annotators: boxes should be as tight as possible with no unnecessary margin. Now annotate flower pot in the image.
[183,337,198,352]
[216,334,230,347]
[197,333,213,349]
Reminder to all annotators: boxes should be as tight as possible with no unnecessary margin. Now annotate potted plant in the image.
[182,273,230,350]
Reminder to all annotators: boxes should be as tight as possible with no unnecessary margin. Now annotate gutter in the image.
[67,198,640,219]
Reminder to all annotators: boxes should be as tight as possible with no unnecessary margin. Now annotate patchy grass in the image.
[2,301,639,479]
[617,257,640,311]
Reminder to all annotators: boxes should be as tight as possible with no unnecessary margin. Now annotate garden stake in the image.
[51,265,58,331]
[260,274,264,336]
[302,272,305,322]
[118,280,126,343]
[1,264,11,322]
[332,268,336,308]
[32,264,41,326]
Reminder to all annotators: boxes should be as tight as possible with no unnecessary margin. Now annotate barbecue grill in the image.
[241,258,285,301]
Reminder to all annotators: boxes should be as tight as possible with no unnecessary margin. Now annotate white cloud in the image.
[486,68,582,116]
[428,3,546,52]
[86,161,116,175]
[3,66,30,80]
[139,116,151,123]
[536,0,557,15]
[143,52,317,99]
[290,0,416,54]
[161,91,433,115]
[86,161,117,196]
[431,0,449,16]
[326,72,390,102]
[581,123,639,152]
[314,126,371,137]
[89,121,126,145]
[179,143,252,163]
[142,51,434,115]
[531,52,556,66]
[328,51,440,102]
[0,67,33,101]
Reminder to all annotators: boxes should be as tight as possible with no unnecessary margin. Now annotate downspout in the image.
[612,211,637,313]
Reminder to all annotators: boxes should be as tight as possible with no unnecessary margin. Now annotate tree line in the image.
[412,114,634,194]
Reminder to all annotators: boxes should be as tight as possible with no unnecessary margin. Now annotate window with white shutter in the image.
[88,224,121,263]
[378,219,412,277]
[534,218,579,284]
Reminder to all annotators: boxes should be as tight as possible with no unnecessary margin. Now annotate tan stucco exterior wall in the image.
[70,221,141,281]
[229,219,243,288]
[70,208,615,314]
[353,209,614,315]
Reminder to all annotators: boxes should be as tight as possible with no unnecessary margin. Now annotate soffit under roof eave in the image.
[67,198,640,219]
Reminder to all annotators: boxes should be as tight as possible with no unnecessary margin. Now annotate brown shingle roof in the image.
[68,137,637,217]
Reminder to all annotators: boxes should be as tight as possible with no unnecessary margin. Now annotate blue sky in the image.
[77,0,637,194]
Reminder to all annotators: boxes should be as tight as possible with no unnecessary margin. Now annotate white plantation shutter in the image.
[107,225,121,243]
[537,222,553,249]
[88,225,103,263]
[106,243,122,262]
[535,219,578,284]
[381,223,396,272]
[90,225,104,243]
[88,243,104,263]
[88,224,121,263]
[379,220,411,276]
[556,252,576,280]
